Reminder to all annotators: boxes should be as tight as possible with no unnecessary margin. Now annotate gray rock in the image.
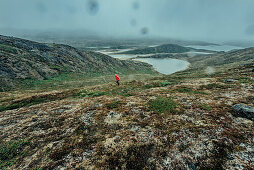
[224,79,238,83]
[232,104,254,121]
[80,111,95,126]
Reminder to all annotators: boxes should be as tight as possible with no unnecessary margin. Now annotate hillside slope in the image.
[0,61,253,169]
[187,47,254,68]
[0,36,253,169]
[0,35,156,90]
[119,44,191,54]
[118,44,214,55]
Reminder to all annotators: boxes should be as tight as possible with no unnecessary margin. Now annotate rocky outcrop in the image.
[232,104,254,121]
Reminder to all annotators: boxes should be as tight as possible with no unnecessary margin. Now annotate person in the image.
[115,74,120,86]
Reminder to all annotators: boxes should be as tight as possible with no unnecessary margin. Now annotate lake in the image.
[101,51,190,75]
[134,58,189,75]
[99,44,242,75]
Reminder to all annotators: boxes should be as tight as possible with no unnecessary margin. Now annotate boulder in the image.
[232,104,254,121]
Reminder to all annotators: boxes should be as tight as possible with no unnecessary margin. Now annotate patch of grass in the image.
[0,98,48,112]
[143,82,161,89]
[148,97,178,114]
[193,91,209,95]
[76,90,107,98]
[0,44,18,54]
[105,101,121,109]
[0,90,77,112]
[177,87,193,93]
[0,139,30,169]
[143,81,172,89]
[19,73,110,91]
[201,103,212,111]
[49,65,71,73]
[160,81,172,87]
[199,83,230,90]
[106,86,136,97]
[238,77,254,83]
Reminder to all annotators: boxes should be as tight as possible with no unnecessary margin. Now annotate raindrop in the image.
[132,1,140,10]
[36,2,47,13]
[87,0,99,15]
[140,27,149,35]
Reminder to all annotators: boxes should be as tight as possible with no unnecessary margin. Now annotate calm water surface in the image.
[102,51,190,75]
[99,44,242,75]
[134,58,189,75]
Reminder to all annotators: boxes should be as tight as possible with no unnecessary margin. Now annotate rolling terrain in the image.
[0,35,157,91]
[118,44,215,55]
[0,37,253,169]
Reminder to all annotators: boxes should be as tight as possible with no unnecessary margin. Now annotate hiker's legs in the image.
[116,80,119,86]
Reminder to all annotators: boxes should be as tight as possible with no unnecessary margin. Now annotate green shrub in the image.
[193,91,209,95]
[199,83,230,90]
[144,82,161,89]
[0,44,18,54]
[177,87,193,93]
[143,81,172,89]
[107,87,135,97]
[148,97,177,114]
[0,139,29,168]
[105,101,121,109]
[76,90,107,98]
[201,103,212,111]
[0,97,49,112]
[160,81,172,87]
[238,77,254,83]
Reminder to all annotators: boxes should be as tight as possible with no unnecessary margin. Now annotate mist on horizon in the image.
[1,0,254,44]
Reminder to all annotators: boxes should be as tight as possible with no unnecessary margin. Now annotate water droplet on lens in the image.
[87,0,99,15]
[132,1,139,10]
[141,27,149,35]
[36,2,47,13]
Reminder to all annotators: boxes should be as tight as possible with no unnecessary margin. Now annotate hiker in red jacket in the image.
[115,74,120,86]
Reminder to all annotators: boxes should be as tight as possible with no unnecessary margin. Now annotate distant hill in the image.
[0,35,155,90]
[187,47,254,68]
[119,44,191,54]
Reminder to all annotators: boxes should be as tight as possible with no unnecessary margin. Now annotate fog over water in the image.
[1,0,254,43]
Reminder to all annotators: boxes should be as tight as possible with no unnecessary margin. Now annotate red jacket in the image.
[115,74,120,81]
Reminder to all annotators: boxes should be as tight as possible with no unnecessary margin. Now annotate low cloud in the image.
[0,0,254,42]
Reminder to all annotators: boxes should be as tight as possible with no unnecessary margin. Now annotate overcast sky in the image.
[1,0,254,42]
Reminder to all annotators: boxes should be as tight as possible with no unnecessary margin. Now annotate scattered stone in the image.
[232,104,254,121]
[224,79,238,83]
[104,111,121,124]
[80,111,95,126]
